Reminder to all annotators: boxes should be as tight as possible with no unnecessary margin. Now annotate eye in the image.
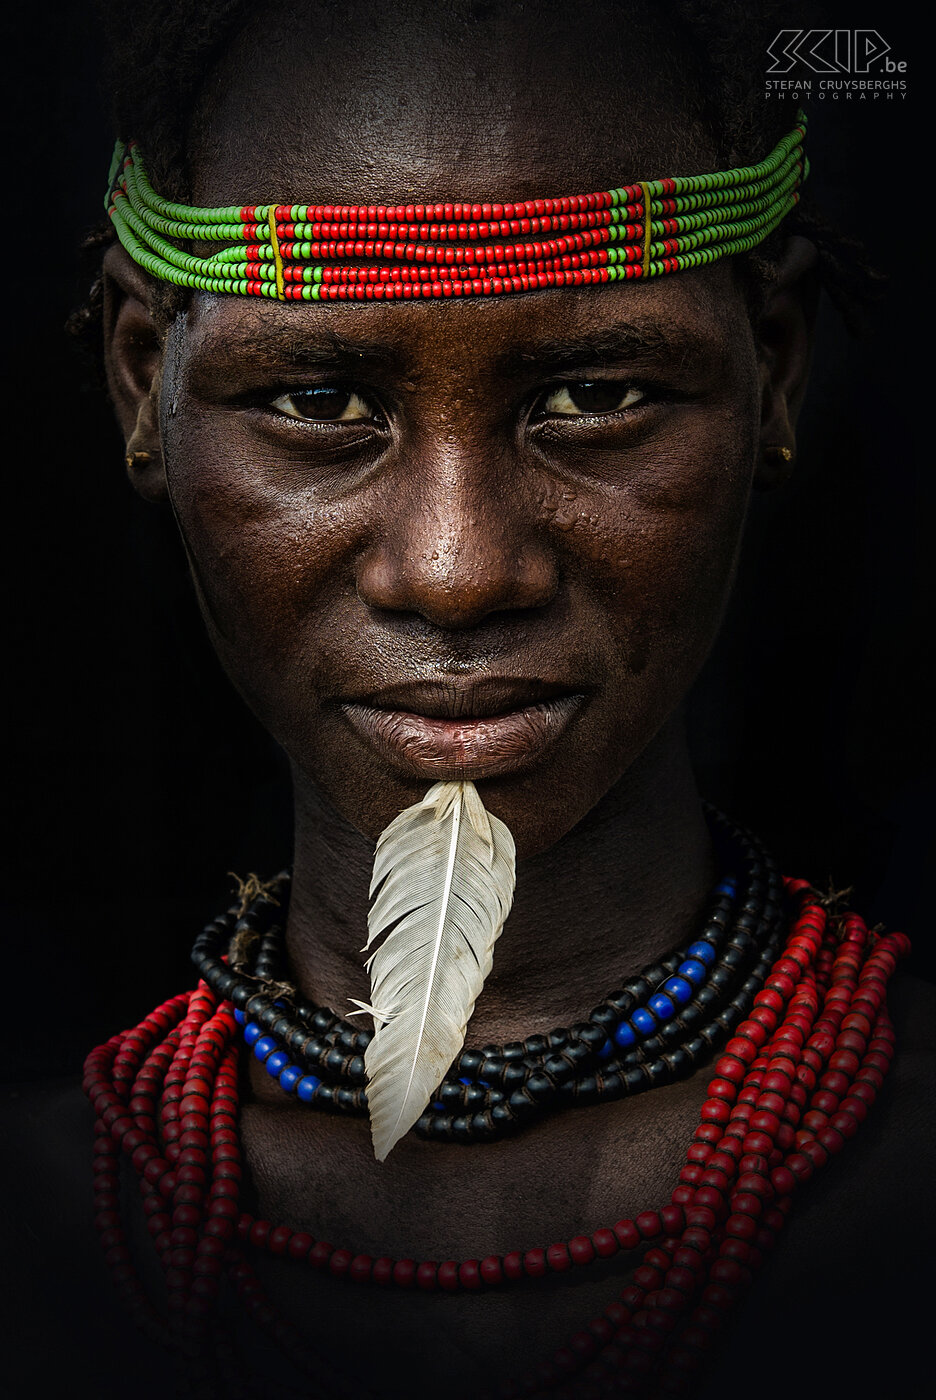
[269,384,376,423]
[540,382,646,417]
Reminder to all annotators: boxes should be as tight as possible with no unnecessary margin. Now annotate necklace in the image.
[85,871,908,1398]
[193,810,784,1142]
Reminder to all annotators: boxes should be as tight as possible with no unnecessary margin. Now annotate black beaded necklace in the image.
[192,808,784,1143]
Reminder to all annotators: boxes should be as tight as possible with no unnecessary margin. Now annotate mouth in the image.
[339,678,588,781]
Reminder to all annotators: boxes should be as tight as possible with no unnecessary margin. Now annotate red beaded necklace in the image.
[84,878,909,1399]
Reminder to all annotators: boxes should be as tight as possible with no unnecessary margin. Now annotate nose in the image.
[356,456,557,629]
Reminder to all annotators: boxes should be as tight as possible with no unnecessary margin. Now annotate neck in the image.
[285,712,714,1044]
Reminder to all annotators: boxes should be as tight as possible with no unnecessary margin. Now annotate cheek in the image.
[162,409,362,689]
[535,414,757,677]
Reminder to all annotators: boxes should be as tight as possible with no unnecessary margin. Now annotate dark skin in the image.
[7,4,926,1398]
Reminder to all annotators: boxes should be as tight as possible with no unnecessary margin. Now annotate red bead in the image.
[837,1029,867,1055]
[711,1257,752,1285]
[666,1267,699,1296]
[701,1283,736,1311]
[817,1125,846,1154]
[458,1259,482,1290]
[720,1238,753,1265]
[661,1205,685,1235]
[749,1110,781,1138]
[800,1139,828,1170]
[502,1251,524,1281]
[570,1235,596,1266]
[437,1260,459,1291]
[371,1257,394,1285]
[682,1227,712,1253]
[329,1249,352,1278]
[592,1228,618,1257]
[708,1078,736,1101]
[614,1219,640,1250]
[839,1095,868,1123]
[742,1131,774,1157]
[524,1248,547,1278]
[787,1153,814,1182]
[636,1211,662,1239]
[725,1213,758,1241]
[544,1242,571,1272]
[714,1056,745,1084]
[735,1171,771,1199]
[725,1036,759,1064]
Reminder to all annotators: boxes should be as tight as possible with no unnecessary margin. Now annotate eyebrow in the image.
[198,323,405,372]
[498,321,695,377]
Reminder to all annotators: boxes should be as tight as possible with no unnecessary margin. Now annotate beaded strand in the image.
[105,118,807,302]
[191,812,785,1141]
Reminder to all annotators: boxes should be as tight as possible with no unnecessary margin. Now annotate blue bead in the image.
[679,958,707,985]
[688,940,716,966]
[266,1050,289,1076]
[614,1021,637,1049]
[279,1064,301,1092]
[432,1101,445,1112]
[715,877,737,897]
[233,1008,246,1025]
[663,975,693,1004]
[479,1078,491,1089]
[459,1077,473,1086]
[296,1075,320,1101]
[253,1035,276,1062]
[598,1038,613,1060]
[648,993,675,1020]
[243,1021,262,1046]
[631,1006,657,1035]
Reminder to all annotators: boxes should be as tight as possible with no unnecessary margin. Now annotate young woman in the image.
[7,2,931,1398]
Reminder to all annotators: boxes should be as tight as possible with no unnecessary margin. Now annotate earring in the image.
[125,450,152,471]
[765,446,794,465]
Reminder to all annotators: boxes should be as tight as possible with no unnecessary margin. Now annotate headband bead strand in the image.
[105,117,808,303]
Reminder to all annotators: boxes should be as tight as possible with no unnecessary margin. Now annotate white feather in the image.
[358,780,516,1160]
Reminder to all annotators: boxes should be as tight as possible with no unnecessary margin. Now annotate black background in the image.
[4,3,931,1083]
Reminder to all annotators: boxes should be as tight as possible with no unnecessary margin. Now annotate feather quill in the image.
[353,780,516,1161]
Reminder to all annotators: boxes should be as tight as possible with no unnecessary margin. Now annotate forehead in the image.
[187,0,716,211]
[178,265,746,386]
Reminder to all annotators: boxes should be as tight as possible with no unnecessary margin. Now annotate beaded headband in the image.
[105,116,807,303]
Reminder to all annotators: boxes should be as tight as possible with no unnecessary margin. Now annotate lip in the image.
[339,678,587,781]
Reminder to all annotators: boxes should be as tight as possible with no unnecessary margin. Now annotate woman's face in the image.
[138,4,773,855]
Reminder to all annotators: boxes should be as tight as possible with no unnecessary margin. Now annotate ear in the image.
[102,242,168,502]
[754,234,820,490]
